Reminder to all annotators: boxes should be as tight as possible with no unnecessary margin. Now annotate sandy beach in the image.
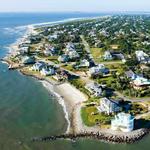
[55,83,87,114]
[54,83,87,133]
[40,80,87,133]
[3,16,150,144]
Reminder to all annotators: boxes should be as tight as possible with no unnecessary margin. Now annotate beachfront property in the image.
[19,46,29,55]
[89,64,109,76]
[66,42,75,52]
[135,51,150,64]
[40,66,55,76]
[111,113,134,132]
[132,76,150,90]
[103,51,113,60]
[43,46,57,56]
[58,54,69,63]
[85,82,102,97]
[125,70,137,80]
[67,50,79,59]
[125,70,150,89]
[21,56,35,64]
[53,70,69,81]
[79,59,90,68]
[48,34,58,41]
[31,61,45,71]
[4,15,150,143]
[98,97,121,115]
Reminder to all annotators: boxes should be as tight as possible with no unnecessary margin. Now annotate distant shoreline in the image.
[2,15,150,144]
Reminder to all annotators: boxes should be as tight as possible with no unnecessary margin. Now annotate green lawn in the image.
[62,64,75,72]
[96,76,117,86]
[81,106,113,127]
[90,48,104,63]
[90,48,123,64]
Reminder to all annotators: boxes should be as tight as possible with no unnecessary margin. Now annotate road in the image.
[36,56,80,77]
[114,91,150,102]
[80,35,96,65]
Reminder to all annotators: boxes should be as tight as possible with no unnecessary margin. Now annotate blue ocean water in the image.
[0,12,150,150]
[0,12,107,58]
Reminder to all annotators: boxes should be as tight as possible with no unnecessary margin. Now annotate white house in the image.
[58,55,69,63]
[89,64,109,76]
[48,34,58,41]
[43,49,52,56]
[85,82,102,97]
[79,59,90,67]
[32,62,45,71]
[135,51,150,64]
[132,76,150,89]
[22,56,35,64]
[68,51,79,59]
[103,51,113,60]
[40,67,55,76]
[98,98,121,114]
[19,46,29,55]
[44,47,57,56]
[125,70,136,80]
[66,42,75,52]
[111,113,134,132]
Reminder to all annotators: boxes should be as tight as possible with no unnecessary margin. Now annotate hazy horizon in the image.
[0,0,150,13]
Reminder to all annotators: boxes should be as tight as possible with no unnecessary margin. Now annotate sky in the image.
[0,0,149,12]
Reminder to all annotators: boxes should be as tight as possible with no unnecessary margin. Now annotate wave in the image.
[4,15,105,35]
[3,25,27,36]
[3,15,108,40]
[28,16,108,28]
[41,81,70,133]
[2,17,83,36]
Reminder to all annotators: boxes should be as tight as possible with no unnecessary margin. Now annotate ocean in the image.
[0,12,150,150]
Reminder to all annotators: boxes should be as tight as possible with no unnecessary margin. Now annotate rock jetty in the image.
[31,128,149,144]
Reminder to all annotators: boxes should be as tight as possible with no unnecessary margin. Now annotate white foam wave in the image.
[11,16,103,32]
[41,81,70,133]
[3,26,27,36]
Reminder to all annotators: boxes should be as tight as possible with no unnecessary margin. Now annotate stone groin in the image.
[31,128,150,144]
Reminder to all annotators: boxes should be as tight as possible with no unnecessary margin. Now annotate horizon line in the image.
[0,11,150,14]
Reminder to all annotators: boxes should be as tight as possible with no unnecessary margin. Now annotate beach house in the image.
[103,51,113,60]
[58,54,69,63]
[132,76,150,89]
[85,82,102,97]
[40,67,55,76]
[44,46,57,56]
[79,59,90,68]
[111,113,134,132]
[68,51,79,59]
[22,56,35,64]
[125,70,136,80]
[98,98,121,114]
[48,34,58,41]
[89,64,109,76]
[19,46,29,55]
[135,51,150,64]
[66,42,75,52]
[32,62,45,71]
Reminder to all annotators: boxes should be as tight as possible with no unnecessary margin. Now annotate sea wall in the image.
[31,128,150,144]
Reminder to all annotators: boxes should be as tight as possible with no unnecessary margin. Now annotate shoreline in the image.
[2,15,150,144]
[4,15,110,61]
[16,68,150,144]
[19,68,87,134]
[41,80,71,133]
